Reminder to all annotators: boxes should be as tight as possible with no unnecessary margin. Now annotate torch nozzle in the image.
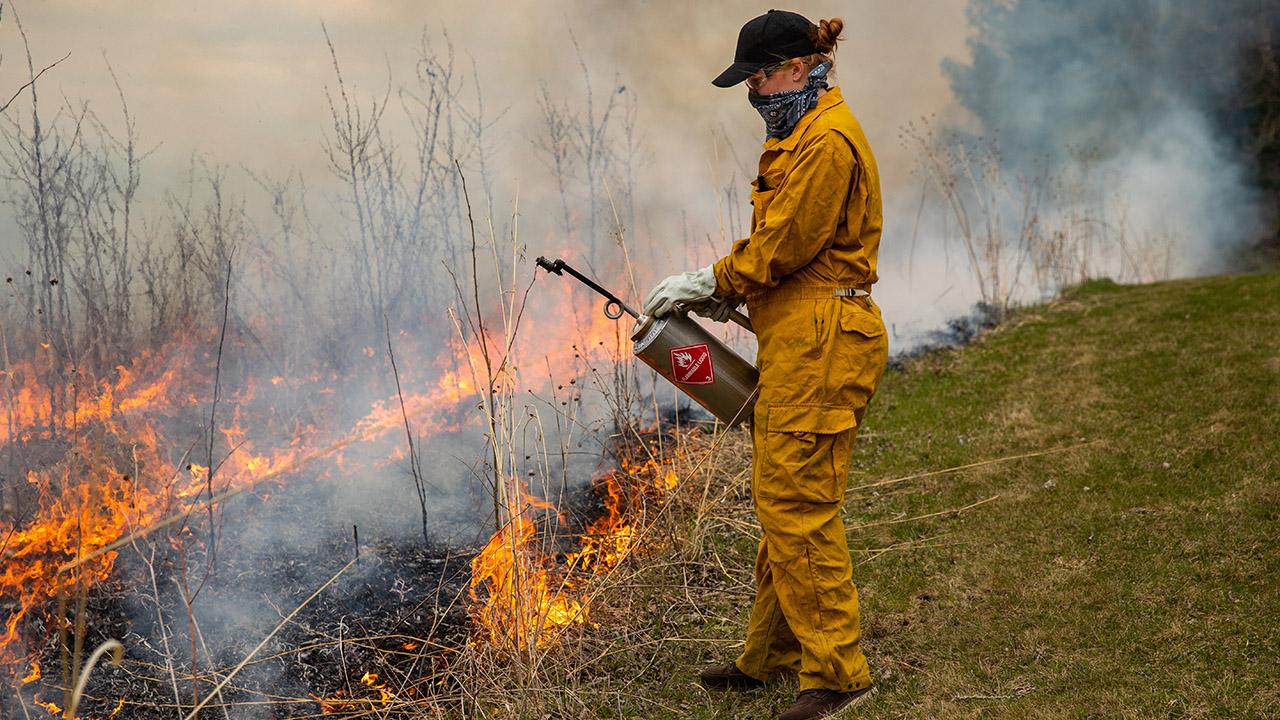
[534,256,639,320]
[535,256,564,275]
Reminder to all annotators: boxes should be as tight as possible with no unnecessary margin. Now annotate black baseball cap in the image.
[712,9,819,88]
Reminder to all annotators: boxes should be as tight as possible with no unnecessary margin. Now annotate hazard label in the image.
[669,343,715,385]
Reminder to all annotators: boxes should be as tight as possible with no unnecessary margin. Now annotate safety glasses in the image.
[745,60,792,91]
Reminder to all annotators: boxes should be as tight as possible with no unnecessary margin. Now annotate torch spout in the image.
[535,256,640,320]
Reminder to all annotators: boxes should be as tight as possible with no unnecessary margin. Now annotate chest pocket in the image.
[750,168,787,232]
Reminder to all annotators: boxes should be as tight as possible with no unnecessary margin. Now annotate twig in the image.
[850,541,963,553]
[176,256,234,707]
[952,684,1037,701]
[194,256,236,597]
[891,658,936,680]
[0,50,69,114]
[855,539,968,568]
[846,495,1000,533]
[65,640,123,719]
[385,316,435,544]
[846,440,1098,495]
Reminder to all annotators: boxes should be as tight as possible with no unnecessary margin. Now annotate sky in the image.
[0,0,991,347]
[0,1,967,188]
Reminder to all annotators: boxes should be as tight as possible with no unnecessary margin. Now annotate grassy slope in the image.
[847,273,1280,719]
[574,272,1278,720]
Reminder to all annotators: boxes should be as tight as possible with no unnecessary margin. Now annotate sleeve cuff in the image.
[711,258,732,298]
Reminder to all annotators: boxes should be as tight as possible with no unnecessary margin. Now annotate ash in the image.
[8,492,475,718]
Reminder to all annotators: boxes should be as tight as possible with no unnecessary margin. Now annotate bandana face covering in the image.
[748,61,832,140]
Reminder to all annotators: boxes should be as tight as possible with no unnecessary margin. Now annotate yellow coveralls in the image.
[711,87,888,694]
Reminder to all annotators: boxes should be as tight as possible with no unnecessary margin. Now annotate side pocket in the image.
[839,301,887,338]
[756,404,857,504]
[832,299,890,428]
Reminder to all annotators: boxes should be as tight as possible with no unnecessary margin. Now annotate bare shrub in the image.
[904,117,1182,313]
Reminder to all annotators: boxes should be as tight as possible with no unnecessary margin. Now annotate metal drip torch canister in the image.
[536,257,759,427]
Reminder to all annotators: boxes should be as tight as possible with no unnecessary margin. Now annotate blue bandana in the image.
[748,62,832,140]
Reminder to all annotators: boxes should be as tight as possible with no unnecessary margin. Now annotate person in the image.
[643,9,889,720]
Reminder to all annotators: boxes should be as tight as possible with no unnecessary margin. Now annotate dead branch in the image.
[846,440,1099,495]
[846,495,1000,534]
[0,51,69,115]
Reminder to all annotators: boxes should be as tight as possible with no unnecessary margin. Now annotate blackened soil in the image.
[8,540,473,719]
[4,426,678,719]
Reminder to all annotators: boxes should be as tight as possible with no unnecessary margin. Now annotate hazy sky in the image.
[0,1,974,345]
[0,1,968,190]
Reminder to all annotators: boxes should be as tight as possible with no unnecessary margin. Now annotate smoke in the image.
[940,0,1271,273]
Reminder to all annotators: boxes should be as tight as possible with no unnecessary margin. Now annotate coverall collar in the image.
[763,86,846,153]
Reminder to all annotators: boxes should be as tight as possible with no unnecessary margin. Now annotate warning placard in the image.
[669,343,715,385]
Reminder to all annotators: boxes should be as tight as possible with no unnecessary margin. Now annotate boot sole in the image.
[779,685,877,720]
[827,685,877,717]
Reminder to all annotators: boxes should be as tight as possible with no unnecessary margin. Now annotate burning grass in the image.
[0,129,705,716]
[0,270,722,719]
[418,423,759,720]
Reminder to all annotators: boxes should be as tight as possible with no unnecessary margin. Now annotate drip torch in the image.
[536,256,759,427]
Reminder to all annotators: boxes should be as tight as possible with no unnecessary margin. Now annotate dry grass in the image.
[429,272,1280,719]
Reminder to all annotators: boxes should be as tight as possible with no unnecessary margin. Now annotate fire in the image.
[2,265,690,713]
[468,447,683,650]
[468,481,586,649]
[360,672,396,704]
[33,693,61,715]
[0,329,328,675]
[317,669,410,713]
[0,320,519,674]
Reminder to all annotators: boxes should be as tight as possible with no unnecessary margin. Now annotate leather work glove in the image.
[643,266,717,317]
[690,295,744,323]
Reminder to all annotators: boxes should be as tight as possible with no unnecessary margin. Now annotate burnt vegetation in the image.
[0,12,661,719]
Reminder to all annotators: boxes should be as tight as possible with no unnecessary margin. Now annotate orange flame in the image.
[33,693,61,715]
[468,447,683,650]
[0,319,520,674]
[3,268,669,708]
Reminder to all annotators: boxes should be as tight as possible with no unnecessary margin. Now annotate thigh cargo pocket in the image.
[755,404,857,504]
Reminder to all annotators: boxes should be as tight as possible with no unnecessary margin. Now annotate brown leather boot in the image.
[698,662,765,690]
[776,686,875,720]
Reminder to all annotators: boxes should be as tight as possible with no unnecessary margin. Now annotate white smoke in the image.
[937,0,1267,280]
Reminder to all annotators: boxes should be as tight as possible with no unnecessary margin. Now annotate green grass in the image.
[501,272,1279,720]
[839,273,1280,719]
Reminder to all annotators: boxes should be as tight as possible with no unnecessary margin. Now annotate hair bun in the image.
[814,18,844,54]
